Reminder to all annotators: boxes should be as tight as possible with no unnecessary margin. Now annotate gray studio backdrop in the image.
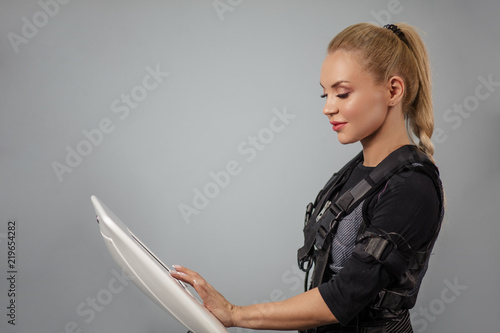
[1,1,499,332]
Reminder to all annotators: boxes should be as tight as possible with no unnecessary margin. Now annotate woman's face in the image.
[320,50,391,146]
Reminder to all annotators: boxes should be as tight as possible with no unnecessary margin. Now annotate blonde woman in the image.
[172,23,444,333]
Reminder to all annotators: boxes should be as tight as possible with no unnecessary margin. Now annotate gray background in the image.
[1,0,499,332]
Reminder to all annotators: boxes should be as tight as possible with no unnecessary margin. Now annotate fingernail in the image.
[173,264,181,270]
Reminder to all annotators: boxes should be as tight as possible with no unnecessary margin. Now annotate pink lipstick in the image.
[330,121,347,131]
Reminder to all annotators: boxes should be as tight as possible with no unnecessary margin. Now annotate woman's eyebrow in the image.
[319,80,350,89]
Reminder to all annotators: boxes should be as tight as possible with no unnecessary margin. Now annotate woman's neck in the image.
[361,140,413,167]
[361,107,412,167]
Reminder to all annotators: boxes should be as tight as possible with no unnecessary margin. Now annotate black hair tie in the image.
[383,24,409,45]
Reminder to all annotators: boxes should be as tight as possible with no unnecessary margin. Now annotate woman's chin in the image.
[336,134,357,145]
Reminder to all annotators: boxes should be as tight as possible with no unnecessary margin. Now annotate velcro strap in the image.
[381,248,407,277]
[310,242,332,289]
[408,250,427,270]
[373,290,406,310]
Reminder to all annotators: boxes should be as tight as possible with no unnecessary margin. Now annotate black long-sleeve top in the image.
[318,162,441,325]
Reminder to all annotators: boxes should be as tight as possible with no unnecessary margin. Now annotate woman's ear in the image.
[387,76,405,106]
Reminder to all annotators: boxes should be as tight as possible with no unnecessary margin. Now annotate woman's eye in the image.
[321,92,349,99]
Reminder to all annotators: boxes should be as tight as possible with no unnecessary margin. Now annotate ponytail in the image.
[397,23,435,163]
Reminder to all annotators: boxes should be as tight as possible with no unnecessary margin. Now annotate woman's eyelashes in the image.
[320,92,350,99]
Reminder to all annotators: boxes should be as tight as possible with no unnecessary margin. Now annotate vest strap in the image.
[297,152,364,278]
[372,290,406,310]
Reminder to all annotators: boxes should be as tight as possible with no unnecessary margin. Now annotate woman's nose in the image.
[322,97,338,116]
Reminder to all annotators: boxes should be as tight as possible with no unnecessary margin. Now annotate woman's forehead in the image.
[320,51,373,86]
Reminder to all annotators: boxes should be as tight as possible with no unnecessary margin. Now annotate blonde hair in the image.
[327,23,435,163]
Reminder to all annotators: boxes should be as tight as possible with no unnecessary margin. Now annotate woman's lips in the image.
[330,122,347,131]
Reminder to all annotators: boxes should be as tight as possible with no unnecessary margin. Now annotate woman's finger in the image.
[171,266,213,300]
[171,265,194,283]
[172,264,197,276]
[170,265,236,327]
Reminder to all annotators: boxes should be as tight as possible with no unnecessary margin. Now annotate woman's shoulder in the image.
[364,163,442,247]
[385,162,441,198]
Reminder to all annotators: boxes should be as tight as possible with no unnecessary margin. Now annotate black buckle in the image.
[373,290,388,309]
[298,257,313,273]
[329,203,343,229]
[314,203,344,251]
[364,237,391,261]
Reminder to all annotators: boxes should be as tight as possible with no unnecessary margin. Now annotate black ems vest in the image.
[297,145,444,329]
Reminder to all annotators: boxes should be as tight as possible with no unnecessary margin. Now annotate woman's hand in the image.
[170,265,237,327]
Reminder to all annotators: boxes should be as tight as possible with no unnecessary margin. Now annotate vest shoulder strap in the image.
[297,151,363,271]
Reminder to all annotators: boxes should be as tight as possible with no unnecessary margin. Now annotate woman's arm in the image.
[170,265,338,330]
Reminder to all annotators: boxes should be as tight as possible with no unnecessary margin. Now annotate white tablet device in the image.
[90,195,228,333]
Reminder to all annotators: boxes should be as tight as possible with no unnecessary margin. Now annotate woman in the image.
[171,22,444,332]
